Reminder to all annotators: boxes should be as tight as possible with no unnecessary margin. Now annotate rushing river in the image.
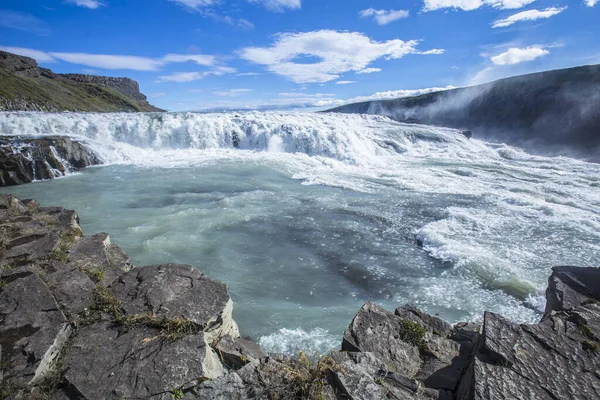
[1,111,599,355]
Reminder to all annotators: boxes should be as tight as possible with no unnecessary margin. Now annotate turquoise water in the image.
[2,111,599,354]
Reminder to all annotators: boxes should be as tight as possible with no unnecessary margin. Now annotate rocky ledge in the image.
[0,136,100,186]
[1,194,598,399]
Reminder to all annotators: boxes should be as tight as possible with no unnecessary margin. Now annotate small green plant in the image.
[375,377,384,385]
[50,249,68,263]
[240,354,248,362]
[83,267,105,283]
[197,377,209,385]
[581,324,596,340]
[583,298,598,306]
[170,388,184,400]
[121,314,199,341]
[582,340,600,353]
[278,352,343,400]
[398,319,428,353]
[88,284,122,321]
[0,264,13,273]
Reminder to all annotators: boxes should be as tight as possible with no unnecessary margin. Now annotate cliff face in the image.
[0,50,164,112]
[328,65,600,161]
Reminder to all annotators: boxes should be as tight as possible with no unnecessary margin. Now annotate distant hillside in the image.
[328,65,600,161]
[0,50,163,112]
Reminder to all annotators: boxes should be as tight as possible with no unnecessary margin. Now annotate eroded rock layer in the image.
[0,136,100,186]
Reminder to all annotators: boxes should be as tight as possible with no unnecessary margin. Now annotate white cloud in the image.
[237,72,262,76]
[168,0,218,10]
[584,0,598,6]
[278,92,335,98]
[423,0,535,12]
[344,86,456,104]
[0,46,56,62]
[50,52,165,71]
[359,9,409,25]
[336,80,357,85]
[212,88,253,96]
[237,18,255,30]
[170,0,299,12]
[162,53,215,66]
[418,49,445,55]
[0,46,224,71]
[192,86,457,111]
[356,68,381,74]
[64,0,105,9]
[490,46,549,65]
[157,72,209,82]
[240,30,440,84]
[247,0,301,12]
[492,7,567,28]
[157,67,235,82]
[0,10,49,35]
[149,92,167,97]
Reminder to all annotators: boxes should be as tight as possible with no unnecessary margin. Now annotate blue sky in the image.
[1,0,598,111]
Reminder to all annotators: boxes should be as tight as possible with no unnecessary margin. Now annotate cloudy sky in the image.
[1,0,598,111]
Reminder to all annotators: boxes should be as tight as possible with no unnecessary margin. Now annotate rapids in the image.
[2,111,599,354]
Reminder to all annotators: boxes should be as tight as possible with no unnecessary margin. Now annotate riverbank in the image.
[1,193,598,399]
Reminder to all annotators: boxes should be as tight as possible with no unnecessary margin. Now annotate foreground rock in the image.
[1,193,598,399]
[0,136,100,186]
[0,194,239,399]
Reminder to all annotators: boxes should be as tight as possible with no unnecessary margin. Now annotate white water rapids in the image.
[1,111,599,354]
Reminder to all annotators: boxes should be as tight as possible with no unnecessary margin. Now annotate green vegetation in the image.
[121,314,200,341]
[50,249,68,263]
[86,284,123,322]
[398,319,428,353]
[170,388,184,400]
[0,69,158,112]
[80,282,199,341]
[580,324,596,340]
[83,267,105,284]
[49,230,82,263]
[582,340,600,353]
[279,352,343,400]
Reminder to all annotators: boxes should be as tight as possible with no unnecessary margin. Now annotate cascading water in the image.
[2,111,599,355]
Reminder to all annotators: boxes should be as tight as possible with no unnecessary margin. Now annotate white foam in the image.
[258,327,340,356]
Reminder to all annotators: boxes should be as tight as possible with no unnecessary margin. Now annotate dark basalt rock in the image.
[0,136,100,186]
[1,193,599,399]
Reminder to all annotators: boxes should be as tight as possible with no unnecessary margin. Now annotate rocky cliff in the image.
[0,50,163,112]
[0,136,100,186]
[328,65,600,162]
[1,194,598,399]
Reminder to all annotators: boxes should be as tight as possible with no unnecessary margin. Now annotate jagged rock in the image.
[189,373,249,399]
[0,266,71,388]
[0,136,100,186]
[342,302,423,378]
[63,322,224,400]
[66,233,132,285]
[329,352,386,399]
[112,264,240,342]
[342,302,474,394]
[0,195,242,399]
[215,336,267,369]
[457,308,600,400]
[545,266,600,314]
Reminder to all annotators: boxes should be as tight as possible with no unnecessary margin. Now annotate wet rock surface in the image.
[1,194,598,399]
[0,136,100,186]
